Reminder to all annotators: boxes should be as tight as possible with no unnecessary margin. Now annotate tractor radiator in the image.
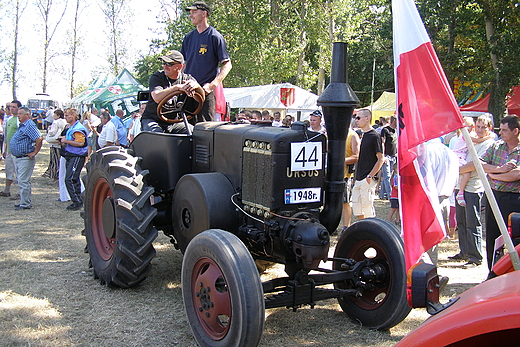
[242,140,273,218]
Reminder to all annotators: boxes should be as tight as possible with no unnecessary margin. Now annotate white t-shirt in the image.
[98,121,118,147]
[90,114,101,127]
[308,125,327,135]
[129,117,141,138]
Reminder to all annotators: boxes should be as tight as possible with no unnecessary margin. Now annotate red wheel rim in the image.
[91,177,115,260]
[346,240,391,310]
[191,257,231,340]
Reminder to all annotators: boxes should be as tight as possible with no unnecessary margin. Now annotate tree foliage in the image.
[476,0,520,121]
[132,0,519,115]
[134,0,397,106]
[416,0,520,121]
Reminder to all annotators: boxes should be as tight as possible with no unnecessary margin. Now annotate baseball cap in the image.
[185,1,211,14]
[311,110,323,118]
[160,50,184,64]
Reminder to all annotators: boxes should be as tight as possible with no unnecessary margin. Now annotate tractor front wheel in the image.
[182,229,265,347]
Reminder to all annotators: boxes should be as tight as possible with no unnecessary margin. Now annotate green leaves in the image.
[134,0,519,115]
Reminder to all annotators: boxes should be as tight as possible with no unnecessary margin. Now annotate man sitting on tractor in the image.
[141,50,203,134]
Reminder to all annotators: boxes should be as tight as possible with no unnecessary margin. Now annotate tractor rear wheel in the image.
[182,229,265,347]
[333,218,411,330]
[84,146,158,288]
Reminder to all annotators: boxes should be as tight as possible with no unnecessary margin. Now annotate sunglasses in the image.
[162,61,180,67]
[355,116,362,120]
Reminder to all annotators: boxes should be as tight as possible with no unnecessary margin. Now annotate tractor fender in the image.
[492,243,520,277]
[396,270,520,346]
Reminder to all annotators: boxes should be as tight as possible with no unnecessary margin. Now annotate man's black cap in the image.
[185,1,211,14]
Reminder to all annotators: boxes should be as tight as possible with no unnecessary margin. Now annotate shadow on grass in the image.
[262,304,406,347]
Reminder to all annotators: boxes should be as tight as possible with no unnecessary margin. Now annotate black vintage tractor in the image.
[83,43,411,347]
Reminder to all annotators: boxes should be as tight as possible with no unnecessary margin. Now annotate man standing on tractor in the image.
[141,50,202,134]
[182,1,232,122]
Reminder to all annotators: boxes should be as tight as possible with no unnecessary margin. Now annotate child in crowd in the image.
[388,174,400,224]
[450,117,494,206]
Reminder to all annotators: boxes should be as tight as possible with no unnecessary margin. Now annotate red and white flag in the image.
[393,0,464,272]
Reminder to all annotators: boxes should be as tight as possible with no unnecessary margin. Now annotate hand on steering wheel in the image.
[156,85,205,124]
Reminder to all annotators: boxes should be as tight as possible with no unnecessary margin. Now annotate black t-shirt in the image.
[355,129,383,181]
[380,126,397,156]
[141,71,197,123]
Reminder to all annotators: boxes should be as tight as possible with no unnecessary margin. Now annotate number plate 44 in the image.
[290,142,323,171]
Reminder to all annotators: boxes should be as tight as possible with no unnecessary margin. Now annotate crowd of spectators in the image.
[0,100,146,210]
[310,109,520,278]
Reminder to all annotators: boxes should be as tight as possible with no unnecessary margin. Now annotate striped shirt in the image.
[10,119,42,157]
[481,140,520,192]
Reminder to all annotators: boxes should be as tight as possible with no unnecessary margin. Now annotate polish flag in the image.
[393,0,464,272]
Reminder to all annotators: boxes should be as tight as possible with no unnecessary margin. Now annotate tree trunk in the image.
[484,12,507,126]
[445,2,457,89]
[295,1,308,87]
[103,0,127,76]
[11,0,22,100]
[37,0,67,94]
[70,0,80,99]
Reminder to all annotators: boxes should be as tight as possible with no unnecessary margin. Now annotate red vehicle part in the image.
[395,270,520,346]
[490,212,520,277]
[492,244,520,276]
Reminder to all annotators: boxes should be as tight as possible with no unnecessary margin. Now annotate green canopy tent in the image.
[69,74,115,113]
[89,69,145,117]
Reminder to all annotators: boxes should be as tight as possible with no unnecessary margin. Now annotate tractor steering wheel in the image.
[156,86,205,124]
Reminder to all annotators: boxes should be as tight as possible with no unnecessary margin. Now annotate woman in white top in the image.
[43,109,67,181]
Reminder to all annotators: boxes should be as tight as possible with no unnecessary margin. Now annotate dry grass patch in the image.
[0,291,72,346]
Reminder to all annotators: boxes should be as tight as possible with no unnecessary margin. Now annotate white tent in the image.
[224,83,319,120]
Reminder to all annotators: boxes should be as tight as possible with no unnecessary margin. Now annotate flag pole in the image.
[461,126,520,270]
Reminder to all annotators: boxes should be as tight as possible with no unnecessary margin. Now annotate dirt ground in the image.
[0,145,489,347]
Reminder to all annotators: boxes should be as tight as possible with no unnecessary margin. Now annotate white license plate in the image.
[285,188,321,204]
[291,142,323,171]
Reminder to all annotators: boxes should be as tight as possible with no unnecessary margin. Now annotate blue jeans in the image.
[14,156,36,208]
[379,155,396,199]
[455,190,483,264]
